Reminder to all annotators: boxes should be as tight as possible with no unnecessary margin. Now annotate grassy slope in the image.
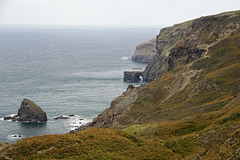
[1,11,240,160]
[0,128,173,160]
[123,26,240,159]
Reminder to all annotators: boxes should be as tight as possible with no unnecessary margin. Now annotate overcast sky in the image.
[0,0,239,26]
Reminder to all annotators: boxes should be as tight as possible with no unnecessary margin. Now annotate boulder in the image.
[17,98,47,123]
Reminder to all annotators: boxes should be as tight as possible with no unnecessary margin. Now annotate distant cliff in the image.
[131,38,157,63]
[143,11,240,82]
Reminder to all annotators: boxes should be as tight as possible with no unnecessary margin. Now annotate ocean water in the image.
[0,26,160,143]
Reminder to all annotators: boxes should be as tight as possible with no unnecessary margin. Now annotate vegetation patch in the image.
[220,111,240,124]
[164,138,196,157]
[171,122,207,136]
[0,128,172,160]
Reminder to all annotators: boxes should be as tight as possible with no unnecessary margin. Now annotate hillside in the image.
[1,10,240,159]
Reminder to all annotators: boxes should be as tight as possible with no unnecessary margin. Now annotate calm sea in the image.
[0,26,160,143]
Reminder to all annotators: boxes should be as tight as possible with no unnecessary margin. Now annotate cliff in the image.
[143,11,240,82]
[131,38,157,63]
[88,10,240,159]
[1,10,240,160]
[90,10,240,127]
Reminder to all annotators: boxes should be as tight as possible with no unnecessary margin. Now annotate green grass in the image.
[171,122,207,136]
[164,138,196,157]
[23,98,40,109]
[21,98,46,116]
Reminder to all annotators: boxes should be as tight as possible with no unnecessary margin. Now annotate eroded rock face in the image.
[88,85,145,128]
[123,71,143,82]
[87,11,240,130]
[132,38,157,63]
[17,98,47,123]
[168,47,206,71]
[142,22,193,82]
[143,11,239,82]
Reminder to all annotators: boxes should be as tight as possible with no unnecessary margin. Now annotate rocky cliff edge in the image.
[131,38,157,63]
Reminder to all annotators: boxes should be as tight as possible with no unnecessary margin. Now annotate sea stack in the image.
[17,98,47,123]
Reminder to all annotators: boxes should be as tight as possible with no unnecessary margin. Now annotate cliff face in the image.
[143,11,240,82]
[131,38,157,63]
[89,11,240,128]
[87,10,240,159]
[89,85,146,128]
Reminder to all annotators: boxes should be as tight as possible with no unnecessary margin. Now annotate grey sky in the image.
[0,0,239,26]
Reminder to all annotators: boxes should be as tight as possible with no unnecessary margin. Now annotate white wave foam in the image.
[52,114,91,131]
[121,57,130,61]
[0,118,4,121]
[66,115,90,131]
[8,134,23,140]
[9,114,17,117]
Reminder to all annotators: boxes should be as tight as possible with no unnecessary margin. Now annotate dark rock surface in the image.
[4,115,19,121]
[3,99,47,122]
[17,99,47,122]
[123,71,143,82]
[54,116,70,120]
[12,134,21,138]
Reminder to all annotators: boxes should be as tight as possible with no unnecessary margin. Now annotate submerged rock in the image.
[4,116,18,121]
[54,116,70,120]
[17,99,47,123]
[12,134,21,138]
